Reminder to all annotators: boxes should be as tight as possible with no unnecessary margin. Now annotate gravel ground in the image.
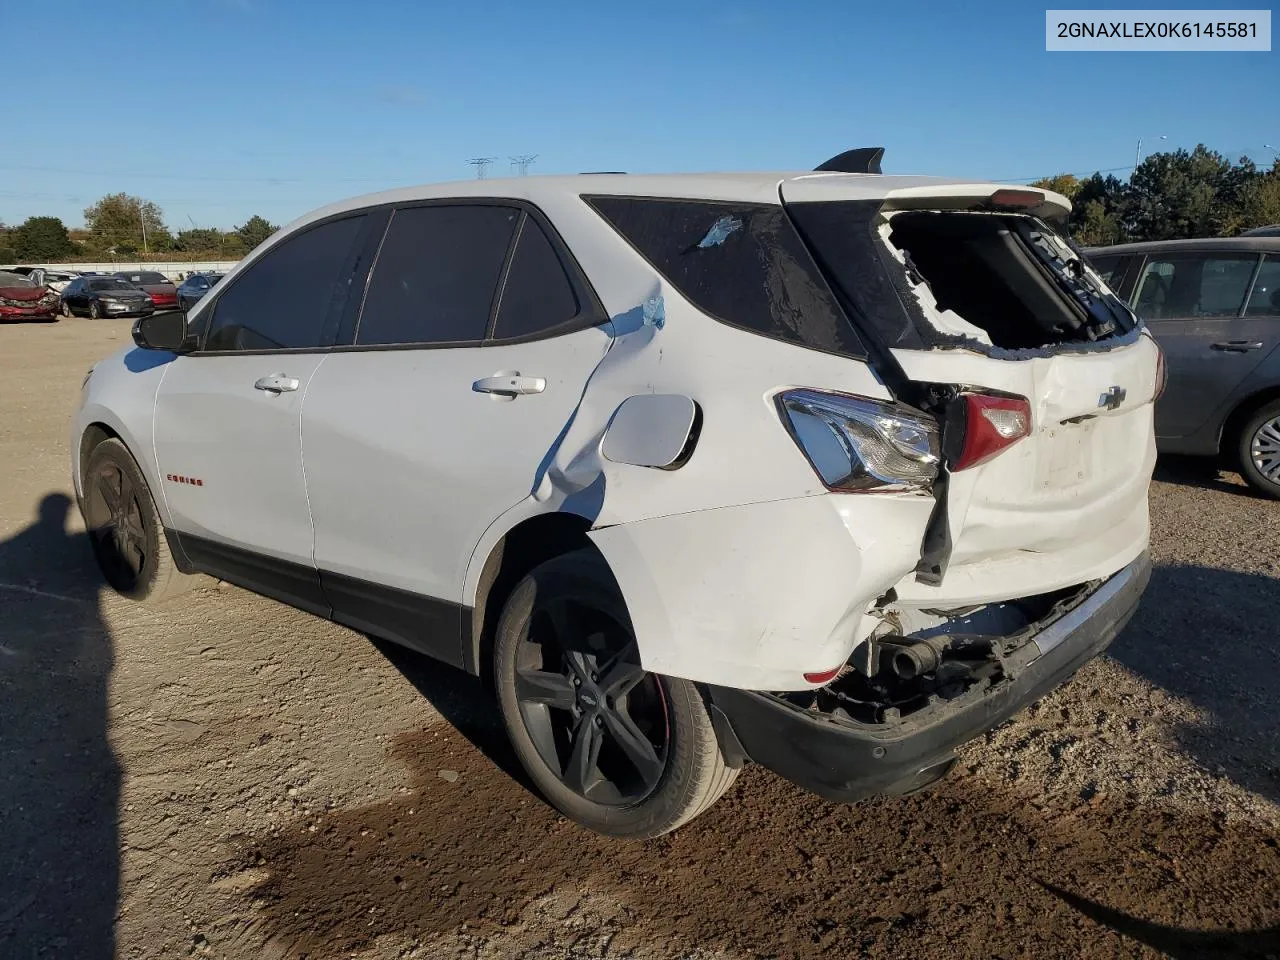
[1,319,1277,960]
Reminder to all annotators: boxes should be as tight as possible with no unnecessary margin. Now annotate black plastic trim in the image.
[174,532,329,617]
[321,570,465,669]
[169,530,472,670]
[709,553,1151,802]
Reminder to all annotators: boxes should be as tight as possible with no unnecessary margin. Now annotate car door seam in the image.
[299,356,326,569]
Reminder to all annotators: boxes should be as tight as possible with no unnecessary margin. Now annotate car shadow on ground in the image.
[0,493,119,960]
[257,560,1280,959]
[1153,454,1261,499]
[1109,561,1280,807]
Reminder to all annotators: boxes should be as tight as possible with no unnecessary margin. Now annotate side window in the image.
[1133,255,1258,321]
[1245,255,1280,316]
[491,215,581,341]
[1088,254,1128,291]
[585,196,864,358]
[355,204,518,346]
[203,214,366,352]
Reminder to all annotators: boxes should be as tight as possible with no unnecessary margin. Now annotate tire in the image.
[1237,398,1280,499]
[82,438,196,602]
[89,300,101,319]
[61,299,74,318]
[494,549,739,838]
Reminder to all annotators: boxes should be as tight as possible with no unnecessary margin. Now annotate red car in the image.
[0,270,59,321]
[114,270,179,310]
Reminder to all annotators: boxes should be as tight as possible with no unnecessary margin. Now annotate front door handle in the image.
[472,374,546,398]
[1211,340,1264,353]
[254,374,300,393]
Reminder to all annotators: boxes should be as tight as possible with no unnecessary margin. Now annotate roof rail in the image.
[814,147,884,175]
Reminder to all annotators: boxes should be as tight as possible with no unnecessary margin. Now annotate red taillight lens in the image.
[1153,341,1168,400]
[953,394,1032,471]
[803,666,843,685]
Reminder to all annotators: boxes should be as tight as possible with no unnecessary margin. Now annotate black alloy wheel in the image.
[494,550,739,838]
[85,456,148,593]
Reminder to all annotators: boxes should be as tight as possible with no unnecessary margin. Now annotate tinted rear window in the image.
[491,215,581,341]
[585,196,864,358]
[356,204,519,346]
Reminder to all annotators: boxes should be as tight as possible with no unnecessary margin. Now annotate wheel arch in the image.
[1221,384,1280,459]
[79,421,121,489]
[462,511,603,684]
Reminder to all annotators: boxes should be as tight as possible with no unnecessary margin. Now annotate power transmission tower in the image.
[509,154,538,176]
[467,157,498,179]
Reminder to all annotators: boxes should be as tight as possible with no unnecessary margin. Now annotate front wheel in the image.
[89,301,101,319]
[494,550,739,838]
[83,438,197,602]
[1238,398,1280,499]
[61,299,74,318]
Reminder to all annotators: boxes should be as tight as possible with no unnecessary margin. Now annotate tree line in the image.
[1032,144,1279,246]
[0,193,278,263]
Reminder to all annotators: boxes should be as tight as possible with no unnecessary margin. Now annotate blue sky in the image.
[4,0,1277,231]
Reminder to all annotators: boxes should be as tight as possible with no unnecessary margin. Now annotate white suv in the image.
[73,152,1160,838]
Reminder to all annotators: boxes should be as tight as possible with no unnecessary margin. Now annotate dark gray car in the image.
[176,272,225,312]
[1087,236,1280,497]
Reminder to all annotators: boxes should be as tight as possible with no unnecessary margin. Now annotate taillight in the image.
[776,389,941,493]
[1152,339,1168,400]
[953,394,1032,471]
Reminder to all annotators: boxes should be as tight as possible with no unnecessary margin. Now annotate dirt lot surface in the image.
[2,319,1278,960]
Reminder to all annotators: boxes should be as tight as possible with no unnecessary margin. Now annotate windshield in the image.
[0,272,36,287]
[90,279,134,292]
[119,272,169,284]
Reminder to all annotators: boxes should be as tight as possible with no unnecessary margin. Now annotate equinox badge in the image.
[1098,386,1127,410]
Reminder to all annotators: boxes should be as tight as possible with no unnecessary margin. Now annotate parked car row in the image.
[0,267,225,323]
[1086,235,1280,498]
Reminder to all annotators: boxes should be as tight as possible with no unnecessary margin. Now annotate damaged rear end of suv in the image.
[680,166,1161,805]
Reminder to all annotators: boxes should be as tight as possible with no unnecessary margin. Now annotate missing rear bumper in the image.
[707,552,1151,802]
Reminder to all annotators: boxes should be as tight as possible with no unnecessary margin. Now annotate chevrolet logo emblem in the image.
[1098,386,1127,410]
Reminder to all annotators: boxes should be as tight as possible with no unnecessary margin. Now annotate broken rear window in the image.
[788,200,1137,353]
[583,196,865,359]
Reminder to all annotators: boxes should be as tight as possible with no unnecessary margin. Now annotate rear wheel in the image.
[494,550,738,838]
[1237,398,1280,499]
[83,438,196,602]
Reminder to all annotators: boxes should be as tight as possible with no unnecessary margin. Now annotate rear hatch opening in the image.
[882,209,1137,355]
[773,581,1096,728]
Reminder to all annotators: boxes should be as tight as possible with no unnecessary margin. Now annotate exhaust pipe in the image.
[880,636,952,680]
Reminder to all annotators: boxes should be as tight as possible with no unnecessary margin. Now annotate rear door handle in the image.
[472,374,546,398]
[1211,340,1263,353]
[254,374,300,393]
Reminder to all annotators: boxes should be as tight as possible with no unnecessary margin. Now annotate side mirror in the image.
[132,310,196,353]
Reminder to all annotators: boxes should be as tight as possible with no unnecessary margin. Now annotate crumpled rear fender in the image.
[588,493,934,691]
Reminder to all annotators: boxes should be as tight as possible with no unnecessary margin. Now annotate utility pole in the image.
[138,198,149,255]
[1134,134,1166,171]
[509,154,538,176]
[467,157,498,179]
